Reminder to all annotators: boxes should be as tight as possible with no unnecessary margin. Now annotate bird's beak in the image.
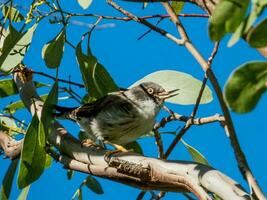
[157,89,179,100]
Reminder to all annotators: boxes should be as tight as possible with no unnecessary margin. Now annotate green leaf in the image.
[76,41,118,98]
[41,81,58,137]
[247,18,267,48]
[2,6,24,22]
[77,0,93,9]
[209,0,249,41]
[224,61,267,113]
[42,30,65,68]
[0,24,37,72]
[124,141,143,155]
[72,188,82,200]
[0,159,19,200]
[18,114,46,189]
[171,2,184,14]
[227,21,245,47]
[143,2,148,9]
[130,70,213,105]
[181,140,209,166]
[84,176,103,195]
[17,185,30,200]
[0,114,19,135]
[67,170,74,180]
[45,154,52,168]
[0,79,47,98]
[0,79,19,98]
[4,94,48,114]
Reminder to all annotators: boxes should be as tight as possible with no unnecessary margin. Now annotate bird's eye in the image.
[147,88,154,94]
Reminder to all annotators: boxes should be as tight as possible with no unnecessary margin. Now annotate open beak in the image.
[157,89,179,101]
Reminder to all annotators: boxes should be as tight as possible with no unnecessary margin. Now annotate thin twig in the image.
[11,69,84,88]
[153,129,164,158]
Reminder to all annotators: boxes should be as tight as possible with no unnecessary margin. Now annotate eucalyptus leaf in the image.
[84,176,104,194]
[77,0,93,9]
[4,94,48,114]
[76,41,118,98]
[0,159,19,200]
[17,185,30,200]
[247,18,267,48]
[67,170,74,180]
[18,114,46,189]
[124,141,143,155]
[181,140,209,166]
[130,70,213,105]
[171,1,184,14]
[0,79,47,98]
[2,6,24,22]
[42,30,65,68]
[224,61,267,113]
[0,115,18,135]
[41,81,58,137]
[0,24,37,72]
[209,0,249,41]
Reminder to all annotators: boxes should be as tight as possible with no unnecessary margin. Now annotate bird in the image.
[55,82,178,151]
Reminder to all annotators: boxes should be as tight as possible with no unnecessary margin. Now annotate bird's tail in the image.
[54,105,77,120]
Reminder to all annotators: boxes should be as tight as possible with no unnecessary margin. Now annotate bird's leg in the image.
[104,141,128,163]
[81,139,103,149]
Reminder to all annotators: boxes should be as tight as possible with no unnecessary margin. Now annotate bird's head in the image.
[130,82,179,105]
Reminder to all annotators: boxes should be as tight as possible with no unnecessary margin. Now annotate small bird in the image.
[55,82,178,150]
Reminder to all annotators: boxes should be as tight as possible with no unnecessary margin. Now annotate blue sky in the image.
[1,1,267,199]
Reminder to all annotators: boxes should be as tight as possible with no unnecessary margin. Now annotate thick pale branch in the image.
[0,131,22,159]
[7,67,253,200]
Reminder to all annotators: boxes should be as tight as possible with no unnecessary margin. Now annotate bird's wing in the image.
[75,91,130,118]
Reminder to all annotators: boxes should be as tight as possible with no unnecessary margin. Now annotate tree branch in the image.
[6,66,253,200]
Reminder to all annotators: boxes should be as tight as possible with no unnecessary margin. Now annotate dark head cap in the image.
[138,82,179,103]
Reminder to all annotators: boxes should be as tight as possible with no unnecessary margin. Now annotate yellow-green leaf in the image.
[130,70,213,105]
[0,24,37,72]
[182,140,209,166]
[2,6,24,22]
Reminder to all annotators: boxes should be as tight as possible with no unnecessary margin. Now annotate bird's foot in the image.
[81,139,103,149]
[104,142,128,163]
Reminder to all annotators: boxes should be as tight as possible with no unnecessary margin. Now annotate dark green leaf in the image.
[209,0,249,41]
[247,18,267,48]
[77,0,93,9]
[0,24,37,72]
[18,114,46,189]
[171,2,184,14]
[41,81,58,137]
[130,70,213,105]
[84,176,104,194]
[76,41,118,98]
[0,159,19,200]
[42,30,65,68]
[124,141,143,155]
[181,140,209,166]
[2,6,24,22]
[67,170,74,180]
[17,185,30,200]
[0,79,47,98]
[4,94,48,114]
[224,61,267,113]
